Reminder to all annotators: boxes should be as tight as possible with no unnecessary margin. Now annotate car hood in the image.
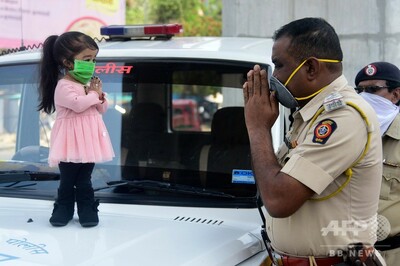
[0,197,264,266]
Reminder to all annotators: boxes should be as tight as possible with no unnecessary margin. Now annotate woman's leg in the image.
[49,162,79,226]
[75,163,99,227]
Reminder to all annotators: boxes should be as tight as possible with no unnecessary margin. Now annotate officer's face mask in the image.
[267,58,341,108]
[69,59,96,85]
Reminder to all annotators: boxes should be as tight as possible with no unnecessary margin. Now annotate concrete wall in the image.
[222,0,400,86]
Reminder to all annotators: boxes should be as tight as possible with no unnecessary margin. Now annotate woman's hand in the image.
[88,76,103,98]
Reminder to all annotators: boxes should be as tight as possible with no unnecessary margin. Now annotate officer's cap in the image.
[355,61,400,86]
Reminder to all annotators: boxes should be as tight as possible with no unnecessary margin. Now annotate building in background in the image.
[0,0,125,50]
[222,0,400,87]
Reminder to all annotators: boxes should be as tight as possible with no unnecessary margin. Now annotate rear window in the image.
[95,59,252,132]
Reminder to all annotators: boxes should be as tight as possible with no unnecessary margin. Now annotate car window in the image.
[0,59,267,204]
[0,64,39,160]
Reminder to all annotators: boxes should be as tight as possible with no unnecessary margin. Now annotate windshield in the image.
[0,59,264,207]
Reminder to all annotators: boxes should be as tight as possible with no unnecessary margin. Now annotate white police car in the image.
[0,24,284,265]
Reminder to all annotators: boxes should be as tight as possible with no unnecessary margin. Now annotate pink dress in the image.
[48,79,115,167]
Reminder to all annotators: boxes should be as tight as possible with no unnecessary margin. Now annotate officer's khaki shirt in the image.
[379,114,400,238]
[266,75,383,256]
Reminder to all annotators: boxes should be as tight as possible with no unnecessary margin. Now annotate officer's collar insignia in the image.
[284,136,298,149]
[312,119,337,144]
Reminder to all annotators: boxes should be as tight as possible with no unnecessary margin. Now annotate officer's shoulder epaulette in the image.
[385,114,400,139]
[323,91,346,112]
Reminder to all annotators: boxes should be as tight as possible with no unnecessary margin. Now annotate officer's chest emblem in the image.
[312,119,337,144]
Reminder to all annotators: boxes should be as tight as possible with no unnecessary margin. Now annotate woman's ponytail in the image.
[38,35,60,114]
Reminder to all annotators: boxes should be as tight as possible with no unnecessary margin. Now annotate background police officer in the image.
[355,62,400,266]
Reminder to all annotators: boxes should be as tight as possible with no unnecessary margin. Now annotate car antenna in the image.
[19,0,26,51]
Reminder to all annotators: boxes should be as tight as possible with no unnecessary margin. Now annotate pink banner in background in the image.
[0,0,125,49]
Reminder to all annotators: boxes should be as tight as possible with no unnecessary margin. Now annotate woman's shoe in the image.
[49,188,75,226]
[76,187,99,227]
[49,201,74,226]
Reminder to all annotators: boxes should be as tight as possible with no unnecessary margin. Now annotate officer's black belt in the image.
[375,234,400,251]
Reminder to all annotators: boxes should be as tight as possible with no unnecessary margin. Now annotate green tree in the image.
[126,0,149,24]
[126,0,222,36]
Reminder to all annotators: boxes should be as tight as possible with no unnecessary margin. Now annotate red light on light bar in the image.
[144,24,183,35]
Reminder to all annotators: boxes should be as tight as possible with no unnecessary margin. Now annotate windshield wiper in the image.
[0,170,59,184]
[95,180,235,198]
[1,181,37,189]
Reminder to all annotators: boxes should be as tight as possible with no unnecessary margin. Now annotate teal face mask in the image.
[69,59,95,84]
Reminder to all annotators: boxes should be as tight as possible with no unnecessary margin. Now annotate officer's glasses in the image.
[354,85,391,93]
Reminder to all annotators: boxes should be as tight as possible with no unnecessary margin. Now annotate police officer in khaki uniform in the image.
[243,18,386,265]
[355,62,400,266]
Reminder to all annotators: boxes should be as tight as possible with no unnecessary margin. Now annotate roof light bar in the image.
[100,24,183,38]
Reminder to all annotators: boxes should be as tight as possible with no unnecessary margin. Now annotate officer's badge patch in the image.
[312,119,337,144]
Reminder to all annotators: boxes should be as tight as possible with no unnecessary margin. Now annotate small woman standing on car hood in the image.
[38,31,114,227]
